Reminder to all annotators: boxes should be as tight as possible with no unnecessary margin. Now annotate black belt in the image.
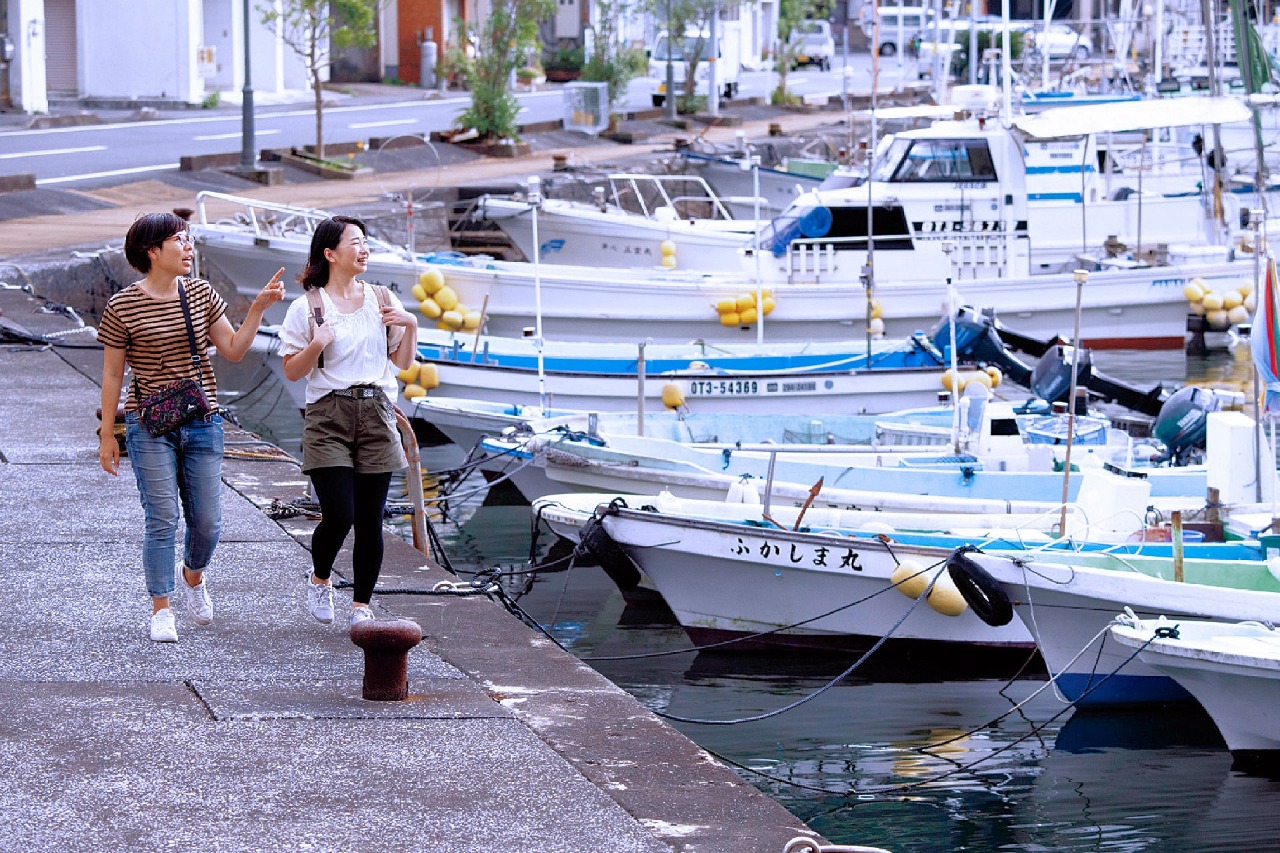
[330,386,381,399]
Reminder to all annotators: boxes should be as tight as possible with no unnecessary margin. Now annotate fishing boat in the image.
[192,96,1267,352]
[534,490,1040,664]
[474,172,760,268]
[1110,617,1280,767]
[476,380,1229,508]
[535,473,1280,705]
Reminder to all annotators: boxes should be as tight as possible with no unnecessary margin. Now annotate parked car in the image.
[790,20,835,71]
[861,6,935,56]
[1025,22,1093,60]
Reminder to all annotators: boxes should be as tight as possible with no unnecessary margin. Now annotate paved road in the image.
[0,54,923,188]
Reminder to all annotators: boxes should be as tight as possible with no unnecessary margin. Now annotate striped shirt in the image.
[97,277,227,413]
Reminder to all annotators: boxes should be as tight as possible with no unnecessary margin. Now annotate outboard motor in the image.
[930,306,1034,387]
[1150,386,1223,466]
[1030,343,1093,406]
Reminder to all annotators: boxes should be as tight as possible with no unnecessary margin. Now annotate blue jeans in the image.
[123,413,224,599]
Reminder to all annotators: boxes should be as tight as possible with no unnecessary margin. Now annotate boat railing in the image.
[193,190,410,257]
[771,229,1015,281]
[605,173,736,222]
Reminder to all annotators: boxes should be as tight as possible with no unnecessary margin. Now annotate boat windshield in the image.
[874,137,998,182]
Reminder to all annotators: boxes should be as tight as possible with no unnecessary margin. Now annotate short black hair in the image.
[124,212,188,273]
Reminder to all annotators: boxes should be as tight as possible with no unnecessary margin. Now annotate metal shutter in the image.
[45,0,78,95]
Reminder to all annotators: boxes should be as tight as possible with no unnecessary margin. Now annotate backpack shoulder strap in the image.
[305,287,325,330]
[373,284,391,311]
[304,288,326,368]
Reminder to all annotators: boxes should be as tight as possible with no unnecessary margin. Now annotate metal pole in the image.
[528,176,547,413]
[1253,209,1265,502]
[665,0,677,121]
[754,156,763,345]
[240,0,256,169]
[1059,269,1088,536]
[708,3,719,117]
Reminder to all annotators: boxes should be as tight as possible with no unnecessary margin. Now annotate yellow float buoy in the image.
[715,297,739,314]
[397,362,421,384]
[434,285,459,311]
[891,560,929,599]
[735,293,757,312]
[927,570,969,616]
[462,310,482,330]
[869,299,883,320]
[984,366,1003,387]
[661,383,686,409]
[739,308,759,325]
[418,363,440,389]
[720,312,741,326]
[419,268,445,294]
[411,283,427,302]
[1245,292,1258,312]
[1183,280,1207,302]
[660,255,677,268]
[1201,291,1224,311]
[1228,304,1251,325]
[1188,300,1207,316]
[761,296,776,316]
[419,298,442,319]
[1206,308,1230,330]
[1223,290,1243,310]
[402,383,427,399]
[440,309,464,330]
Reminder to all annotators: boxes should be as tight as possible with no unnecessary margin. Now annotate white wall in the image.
[10,0,45,112]
[80,0,202,102]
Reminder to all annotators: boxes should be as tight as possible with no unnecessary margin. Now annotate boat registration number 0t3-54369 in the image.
[687,379,761,396]
[686,380,820,396]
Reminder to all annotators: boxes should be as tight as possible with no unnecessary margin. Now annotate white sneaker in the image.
[349,605,374,629]
[307,579,334,624]
[150,608,178,643]
[181,572,214,626]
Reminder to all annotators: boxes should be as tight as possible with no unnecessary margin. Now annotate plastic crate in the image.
[564,81,609,135]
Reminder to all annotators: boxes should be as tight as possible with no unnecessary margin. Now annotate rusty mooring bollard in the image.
[349,618,423,701]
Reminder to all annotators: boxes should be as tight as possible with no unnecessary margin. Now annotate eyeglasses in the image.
[168,232,194,247]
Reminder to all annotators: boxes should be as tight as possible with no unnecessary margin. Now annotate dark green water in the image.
[216,345,1280,853]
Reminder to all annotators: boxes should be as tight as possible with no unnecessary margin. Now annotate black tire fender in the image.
[945,546,1014,627]
[579,508,642,591]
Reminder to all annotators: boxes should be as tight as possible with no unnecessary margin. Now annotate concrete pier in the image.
[0,281,821,850]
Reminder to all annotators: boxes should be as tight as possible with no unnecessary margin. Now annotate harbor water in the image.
[216,344,1280,853]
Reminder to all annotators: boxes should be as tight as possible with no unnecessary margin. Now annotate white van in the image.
[861,6,935,56]
[648,22,743,108]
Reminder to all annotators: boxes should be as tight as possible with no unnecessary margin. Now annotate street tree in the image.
[772,0,826,105]
[582,0,644,118]
[258,0,381,160]
[456,0,555,141]
[643,0,718,114]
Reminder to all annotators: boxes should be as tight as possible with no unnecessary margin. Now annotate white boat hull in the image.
[196,220,1250,350]
[593,502,1037,662]
[1112,619,1280,759]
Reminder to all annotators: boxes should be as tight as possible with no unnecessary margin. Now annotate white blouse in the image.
[278,281,407,405]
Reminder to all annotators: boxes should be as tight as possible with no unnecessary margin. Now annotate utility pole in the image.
[665,0,678,120]
[240,0,256,169]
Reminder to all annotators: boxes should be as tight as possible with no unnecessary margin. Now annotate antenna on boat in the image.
[942,241,959,452]
[528,175,548,414]
[1058,269,1088,536]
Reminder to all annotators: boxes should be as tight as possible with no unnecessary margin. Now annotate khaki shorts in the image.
[302,390,407,474]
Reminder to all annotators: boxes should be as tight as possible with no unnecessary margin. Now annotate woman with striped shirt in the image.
[98,212,285,643]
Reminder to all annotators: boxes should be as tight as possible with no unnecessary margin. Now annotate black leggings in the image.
[309,467,392,605]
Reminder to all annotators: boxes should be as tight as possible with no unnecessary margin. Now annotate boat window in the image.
[824,205,914,250]
[990,418,1020,436]
[871,137,912,181]
[816,171,863,191]
[890,139,997,182]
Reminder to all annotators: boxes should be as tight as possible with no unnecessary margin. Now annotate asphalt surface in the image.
[0,86,867,851]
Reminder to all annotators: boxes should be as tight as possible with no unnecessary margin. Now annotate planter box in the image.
[280,150,369,180]
[544,69,581,82]
[469,140,532,158]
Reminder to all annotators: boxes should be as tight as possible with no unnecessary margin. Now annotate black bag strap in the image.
[132,279,203,407]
